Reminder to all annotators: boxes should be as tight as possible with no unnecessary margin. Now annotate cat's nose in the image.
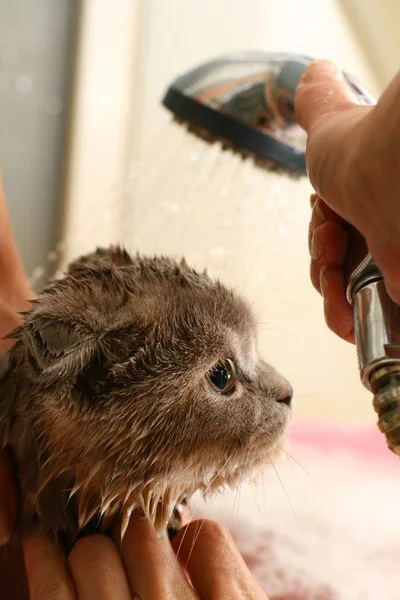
[276,383,293,407]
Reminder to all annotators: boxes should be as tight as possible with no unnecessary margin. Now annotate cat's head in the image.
[11,246,292,531]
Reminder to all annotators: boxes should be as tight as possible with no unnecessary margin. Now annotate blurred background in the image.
[0,0,398,426]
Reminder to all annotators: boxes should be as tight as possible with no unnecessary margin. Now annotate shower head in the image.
[161,52,374,175]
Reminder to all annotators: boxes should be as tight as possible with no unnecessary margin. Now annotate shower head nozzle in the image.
[161,52,374,175]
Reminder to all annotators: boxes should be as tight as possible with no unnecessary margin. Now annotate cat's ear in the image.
[21,314,97,381]
[67,246,133,278]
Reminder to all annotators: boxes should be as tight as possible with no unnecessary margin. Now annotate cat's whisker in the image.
[217,256,231,282]
[293,393,325,399]
[174,456,232,571]
[183,517,206,573]
[232,479,242,528]
[256,321,296,337]
[250,480,265,521]
[275,442,322,489]
[283,431,308,442]
[267,449,301,531]
[261,467,267,518]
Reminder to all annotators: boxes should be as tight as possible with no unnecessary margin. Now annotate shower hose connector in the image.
[347,255,400,455]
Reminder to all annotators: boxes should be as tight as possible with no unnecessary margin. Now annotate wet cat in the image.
[0,245,292,547]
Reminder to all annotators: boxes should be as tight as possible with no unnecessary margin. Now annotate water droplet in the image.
[253,237,263,248]
[44,97,63,116]
[29,265,45,284]
[56,241,66,253]
[97,93,112,110]
[219,188,229,198]
[273,244,282,255]
[237,197,251,211]
[105,211,112,221]
[188,152,200,163]
[47,250,58,262]
[53,269,64,280]
[160,201,180,213]
[209,246,226,258]
[264,197,274,211]
[244,171,260,187]
[202,469,214,486]
[221,217,233,228]
[15,75,33,94]
[257,270,266,280]
[278,224,288,238]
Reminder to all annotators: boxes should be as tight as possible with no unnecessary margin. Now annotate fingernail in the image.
[311,234,323,261]
[310,193,318,209]
[320,266,328,299]
[299,60,343,85]
[312,198,326,222]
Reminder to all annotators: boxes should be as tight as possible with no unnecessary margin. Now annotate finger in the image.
[0,177,34,354]
[172,519,266,599]
[0,175,33,306]
[114,511,197,599]
[0,448,19,545]
[320,267,354,343]
[310,221,348,293]
[311,221,348,265]
[23,532,77,600]
[308,196,344,255]
[309,195,344,241]
[295,60,357,132]
[68,534,131,600]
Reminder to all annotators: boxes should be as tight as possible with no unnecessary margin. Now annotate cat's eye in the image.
[206,359,237,394]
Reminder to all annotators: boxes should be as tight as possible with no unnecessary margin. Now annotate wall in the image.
[59,0,141,264]
[0,0,78,289]
[339,0,400,89]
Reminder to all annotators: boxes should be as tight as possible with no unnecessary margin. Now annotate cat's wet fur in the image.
[0,246,292,549]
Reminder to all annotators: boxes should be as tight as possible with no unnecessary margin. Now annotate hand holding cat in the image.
[23,514,268,599]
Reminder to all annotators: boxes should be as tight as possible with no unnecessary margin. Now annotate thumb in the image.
[295,60,357,132]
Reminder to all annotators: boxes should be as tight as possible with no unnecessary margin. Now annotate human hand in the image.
[23,515,268,599]
[295,60,400,340]
[0,173,33,544]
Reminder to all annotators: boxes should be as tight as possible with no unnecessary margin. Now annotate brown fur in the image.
[0,246,292,546]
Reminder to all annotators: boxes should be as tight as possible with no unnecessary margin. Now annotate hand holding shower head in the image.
[161,53,374,174]
[161,52,400,456]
